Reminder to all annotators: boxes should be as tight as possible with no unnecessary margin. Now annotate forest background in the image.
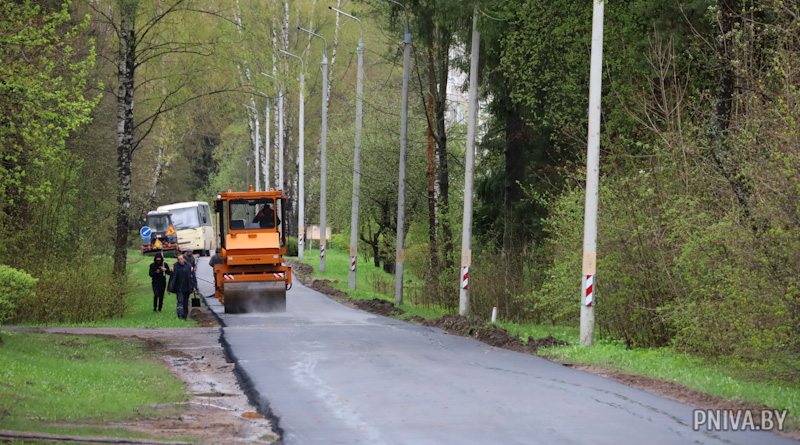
[1,0,798,380]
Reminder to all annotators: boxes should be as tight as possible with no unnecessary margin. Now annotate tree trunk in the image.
[426,94,439,281]
[426,30,453,270]
[710,0,753,223]
[327,0,342,107]
[146,142,166,208]
[234,0,258,186]
[113,1,136,278]
[502,101,526,288]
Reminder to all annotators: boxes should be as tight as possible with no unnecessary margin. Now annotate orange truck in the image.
[212,186,292,313]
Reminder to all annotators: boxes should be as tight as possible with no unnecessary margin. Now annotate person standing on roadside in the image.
[148,253,170,312]
[172,253,196,319]
[209,248,223,292]
[182,248,197,271]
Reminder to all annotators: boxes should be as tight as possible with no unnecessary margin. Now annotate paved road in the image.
[196,258,794,445]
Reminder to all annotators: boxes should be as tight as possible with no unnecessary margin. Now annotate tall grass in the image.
[14,256,124,324]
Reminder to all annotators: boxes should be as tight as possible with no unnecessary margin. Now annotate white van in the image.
[157,201,216,256]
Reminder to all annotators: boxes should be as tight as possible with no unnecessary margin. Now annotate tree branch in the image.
[83,0,120,38]
[134,47,214,69]
[131,87,242,152]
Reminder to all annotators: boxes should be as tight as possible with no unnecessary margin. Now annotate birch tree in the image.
[88,0,235,277]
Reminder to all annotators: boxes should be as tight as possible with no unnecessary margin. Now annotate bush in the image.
[667,219,797,363]
[286,236,298,257]
[329,233,349,251]
[14,259,124,324]
[0,265,37,324]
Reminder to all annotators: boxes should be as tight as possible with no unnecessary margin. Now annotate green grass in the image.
[298,246,800,427]
[0,331,188,437]
[297,248,452,320]
[497,321,579,343]
[539,341,800,427]
[47,250,195,328]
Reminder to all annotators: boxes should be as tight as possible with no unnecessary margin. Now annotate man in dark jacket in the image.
[172,253,197,319]
[182,248,197,271]
[209,248,223,292]
[148,253,170,312]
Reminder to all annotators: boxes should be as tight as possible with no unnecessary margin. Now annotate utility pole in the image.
[388,0,411,305]
[459,6,480,316]
[580,0,605,346]
[280,49,305,260]
[260,72,275,190]
[278,83,285,191]
[299,26,328,273]
[330,6,364,291]
[254,114,261,191]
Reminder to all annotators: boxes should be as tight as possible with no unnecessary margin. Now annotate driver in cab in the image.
[253,203,279,229]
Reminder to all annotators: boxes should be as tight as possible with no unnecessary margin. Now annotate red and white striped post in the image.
[580,0,605,346]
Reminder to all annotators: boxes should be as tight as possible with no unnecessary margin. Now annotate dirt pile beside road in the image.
[286,259,313,277]
[420,315,567,353]
[353,298,404,317]
[301,278,567,355]
[189,306,218,327]
[308,279,349,299]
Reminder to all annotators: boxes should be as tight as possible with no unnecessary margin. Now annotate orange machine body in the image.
[213,187,292,309]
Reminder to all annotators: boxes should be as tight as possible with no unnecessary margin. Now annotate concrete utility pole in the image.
[459,6,480,317]
[580,0,605,346]
[330,6,364,291]
[388,0,411,305]
[254,115,261,191]
[299,26,329,273]
[280,49,305,260]
[260,72,276,190]
[278,84,285,191]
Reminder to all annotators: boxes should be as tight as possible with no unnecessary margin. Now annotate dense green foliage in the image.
[0,265,37,325]
[0,1,97,228]
[464,0,800,376]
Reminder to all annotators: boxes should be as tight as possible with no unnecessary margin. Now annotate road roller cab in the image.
[213,186,292,313]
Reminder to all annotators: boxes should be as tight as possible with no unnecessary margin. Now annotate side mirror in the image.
[285,197,292,212]
[214,200,223,214]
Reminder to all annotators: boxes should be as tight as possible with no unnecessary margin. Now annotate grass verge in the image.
[539,341,800,428]
[0,331,187,438]
[297,248,450,320]
[296,246,800,429]
[41,250,195,328]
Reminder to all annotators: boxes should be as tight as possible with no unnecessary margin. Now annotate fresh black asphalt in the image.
[196,258,795,444]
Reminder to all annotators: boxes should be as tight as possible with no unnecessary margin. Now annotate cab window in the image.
[229,198,279,230]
